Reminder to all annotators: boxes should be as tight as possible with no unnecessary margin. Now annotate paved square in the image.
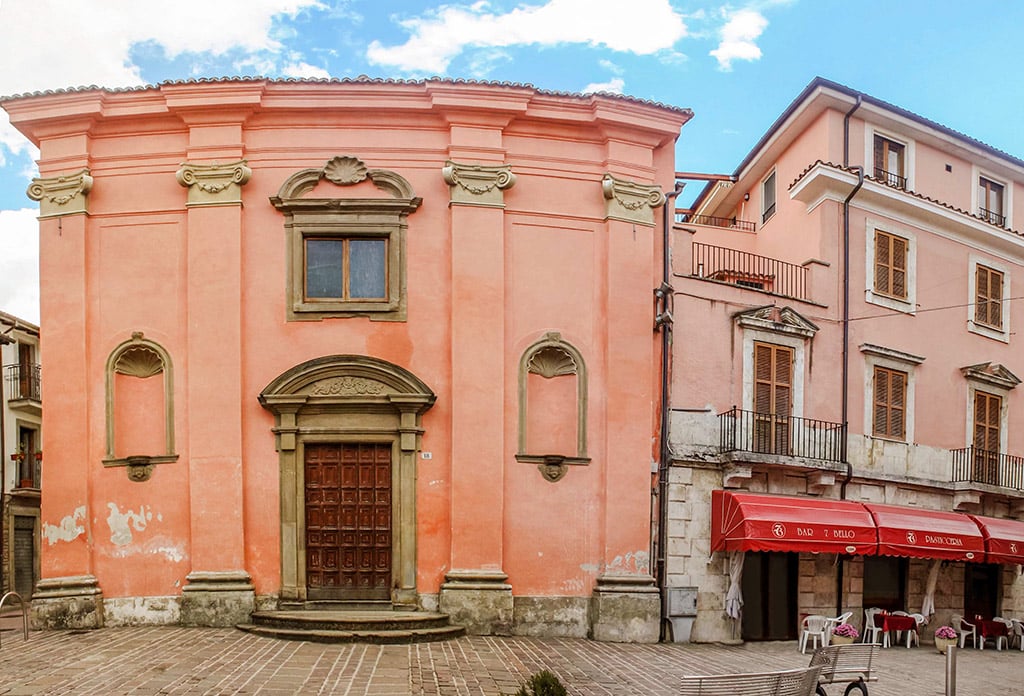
[0,620,1015,695]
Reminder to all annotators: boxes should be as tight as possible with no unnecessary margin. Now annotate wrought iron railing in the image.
[691,242,808,299]
[979,207,1007,227]
[718,407,847,463]
[873,167,907,190]
[675,212,757,232]
[951,446,1024,490]
[3,363,40,401]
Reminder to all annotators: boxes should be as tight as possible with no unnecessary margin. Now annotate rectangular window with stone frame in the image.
[304,237,388,302]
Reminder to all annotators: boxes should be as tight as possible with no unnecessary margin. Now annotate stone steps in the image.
[236,610,465,644]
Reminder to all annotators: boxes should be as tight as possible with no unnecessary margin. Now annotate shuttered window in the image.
[975,265,1004,329]
[874,230,908,300]
[754,342,792,416]
[873,366,907,439]
[973,391,1002,454]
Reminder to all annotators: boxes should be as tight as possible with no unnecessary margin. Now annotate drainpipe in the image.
[654,181,684,640]
[0,328,11,593]
[837,95,863,617]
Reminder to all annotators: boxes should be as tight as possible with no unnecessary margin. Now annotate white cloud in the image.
[282,61,332,79]
[367,0,688,74]
[0,208,40,324]
[0,0,324,161]
[709,9,768,71]
[582,77,625,95]
[598,59,624,76]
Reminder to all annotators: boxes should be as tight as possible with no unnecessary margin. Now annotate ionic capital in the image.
[176,160,252,206]
[27,169,93,218]
[602,173,665,226]
[442,160,516,208]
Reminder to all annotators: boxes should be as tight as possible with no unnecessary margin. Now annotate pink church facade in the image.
[2,78,689,640]
[667,78,1024,643]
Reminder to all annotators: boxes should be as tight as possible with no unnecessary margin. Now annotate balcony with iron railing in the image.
[979,207,1006,227]
[952,446,1024,491]
[4,363,41,412]
[690,241,809,300]
[718,407,847,464]
[675,212,757,232]
[873,167,907,190]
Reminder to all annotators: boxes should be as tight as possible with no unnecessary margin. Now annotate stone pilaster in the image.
[31,575,104,629]
[590,574,660,643]
[440,570,513,635]
[180,571,255,627]
[27,169,93,218]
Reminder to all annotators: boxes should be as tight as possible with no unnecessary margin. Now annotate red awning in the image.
[863,503,985,561]
[711,491,877,555]
[969,514,1024,565]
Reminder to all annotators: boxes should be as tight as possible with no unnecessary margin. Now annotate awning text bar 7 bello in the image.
[711,491,878,555]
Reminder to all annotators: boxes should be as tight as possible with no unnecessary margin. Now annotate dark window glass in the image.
[863,555,907,611]
[306,239,345,299]
[349,239,387,299]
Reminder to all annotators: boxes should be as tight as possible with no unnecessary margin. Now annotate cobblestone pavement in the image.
[0,619,1015,695]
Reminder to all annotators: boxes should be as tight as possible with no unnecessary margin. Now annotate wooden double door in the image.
[305,443,393,600]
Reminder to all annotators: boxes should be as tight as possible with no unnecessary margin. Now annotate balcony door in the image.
[973,391,1001,486]
[753,342,792,455]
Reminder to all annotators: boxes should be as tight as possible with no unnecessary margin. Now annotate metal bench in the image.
[809,644,880,696]
[679,665,823,696]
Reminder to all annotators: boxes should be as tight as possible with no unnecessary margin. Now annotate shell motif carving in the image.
[527,346,577,378]
[114,346,164,378]
[310,376,387,396]
[323,156,369,186]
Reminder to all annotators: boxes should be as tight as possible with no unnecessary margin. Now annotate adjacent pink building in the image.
[666,78,1024,644]
[1,78,689,640]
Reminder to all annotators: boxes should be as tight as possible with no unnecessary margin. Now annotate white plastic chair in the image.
[862,608,883,644]
[799,614,829,654]
[890,610,912,647]
[1011,619,1024,651]
[824,611,853,643]
[951,614,976,649]
[908,613,927,648]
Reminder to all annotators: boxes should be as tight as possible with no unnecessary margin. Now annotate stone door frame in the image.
[259,355,435,608]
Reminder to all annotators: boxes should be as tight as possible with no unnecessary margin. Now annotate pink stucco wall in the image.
[3,79,689,615]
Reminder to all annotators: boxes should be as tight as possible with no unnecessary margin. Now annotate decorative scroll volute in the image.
[176,160,252,206]
[442,160,516,208]
[601,173,665,226]
[27,168,93,218]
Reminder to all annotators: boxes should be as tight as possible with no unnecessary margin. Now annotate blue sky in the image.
[2,0,1024,323]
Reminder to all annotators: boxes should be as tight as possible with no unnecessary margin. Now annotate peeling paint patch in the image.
[579,563,600,573]
[107,503,153,546]
[42,506,87,545]
[106,535,186,563]
[607,550,651,574]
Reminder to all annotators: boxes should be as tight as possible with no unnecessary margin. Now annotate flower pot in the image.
[830,635,856,645]
[935,636,957,653]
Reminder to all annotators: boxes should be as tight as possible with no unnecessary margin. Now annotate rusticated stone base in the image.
[589,573,660,643]
[512,596,589,638]
[104,596,180,626]
[31,575,104,629]
[180,570,255,627]
[439,569,513,635]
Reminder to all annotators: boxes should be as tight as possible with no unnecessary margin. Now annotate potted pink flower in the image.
[831,623,859,644]
[935,625,957,653]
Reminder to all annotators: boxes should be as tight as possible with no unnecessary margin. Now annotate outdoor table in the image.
[976,619,1009,649]
[874,613,917,647]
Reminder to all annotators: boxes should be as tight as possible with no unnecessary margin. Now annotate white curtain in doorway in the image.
[921,558,941,617]
[725,550,744,621]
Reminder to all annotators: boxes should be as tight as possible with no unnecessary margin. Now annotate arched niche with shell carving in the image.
[104,332,178,481]
[516,332,590,482]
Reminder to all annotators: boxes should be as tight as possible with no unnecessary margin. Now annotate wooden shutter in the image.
[873,366,906,439]
[974,391,1001,453]
[754,343,792,416]
[874,231,908,300]
[975,265,1003,328]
